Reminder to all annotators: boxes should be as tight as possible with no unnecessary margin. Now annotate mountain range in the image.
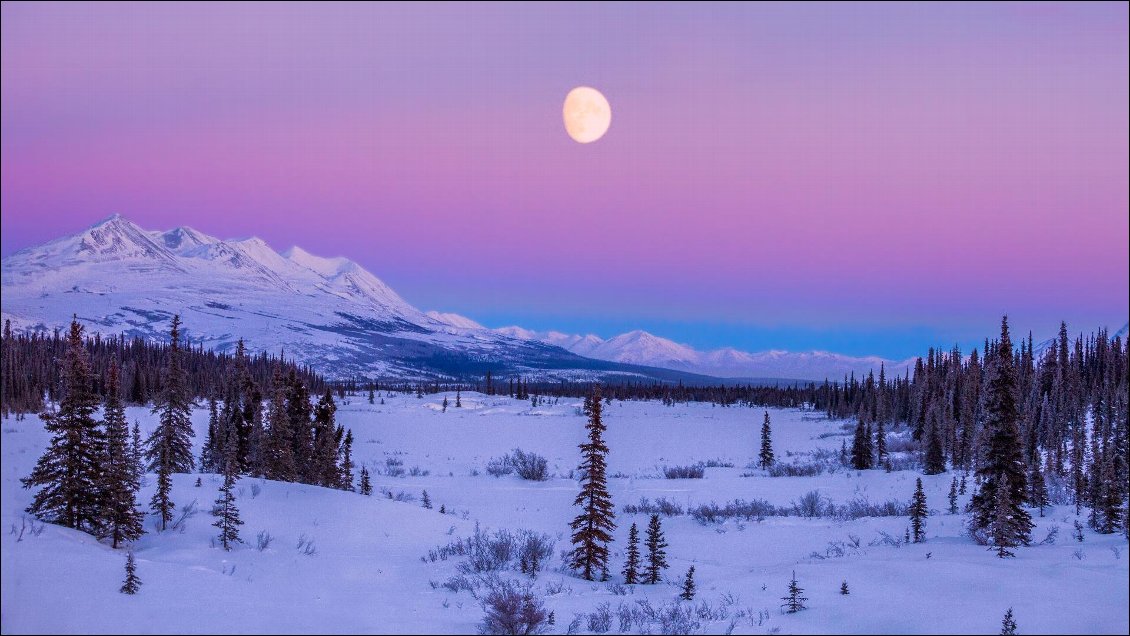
[0,215,985,383]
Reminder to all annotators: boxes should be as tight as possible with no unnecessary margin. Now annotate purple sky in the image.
[2,2,1127,356]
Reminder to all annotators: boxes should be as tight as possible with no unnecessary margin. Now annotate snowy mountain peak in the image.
[155,226,219,254]
[283,245,354,278]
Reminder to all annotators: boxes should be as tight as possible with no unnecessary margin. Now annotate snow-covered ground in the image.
[2,394,1126,634]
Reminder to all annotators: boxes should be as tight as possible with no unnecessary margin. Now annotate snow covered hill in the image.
[2,215,911,383]
[495,326,914,381]
[0,215,690,382]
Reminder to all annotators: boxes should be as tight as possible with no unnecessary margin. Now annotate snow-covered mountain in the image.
[1,215,698,382]
[2,215,916,383]
[495,325,912,381]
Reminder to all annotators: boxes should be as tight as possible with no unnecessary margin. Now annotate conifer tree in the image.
[759,411,774,469]
[130,421,143,485]
[622,522,641,584]
[145,315,195,474]
[456,389,462,408]
[851,419,872,470]
[100,363,145,548]
[338,429,354,491]
[120,552,141,594]
[202,394,220,472]
[781,571,807,613]
[948,476,959,515]
[569,386,616,581]
[644,513,668,584]
[875,418,887,465]
[212,428,242,551]
[442,396,448,412]
[680,566,696,601]
[1028,462,1048,518]
[368,388,375,404]
[150,451,174,531]
[924,427,946,475]
[840,580,850,595]
[311,390,338,487]
[1001,608,1017,635]
[22,318,105,533]
[422,489,432,509]
[359,466,372,496]
[263,371,296,482]
[909,477,928,543]
[971,317,1033,552]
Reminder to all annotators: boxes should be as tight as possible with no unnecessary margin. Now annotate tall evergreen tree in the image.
[622,522,641,584]
[948,476,959,515]
[850,419,872,470]
[262,370,296,482]
[100,363,145,548]
[924,426,946,475]
[875,418,887,465]
[971,317,1033,553]
[909,477,928,543]
[201,394,220,472]
[569,386,616,581]
[338,429,354,491]
[150,450,174,531]
[120,552,141,595]
[145,315,195,474]
[22,318,105,533]
[1028,461,1048,518]
[422,489,432,509]
[311,390,338,486]
[759,411,775,469]
[644,513,668,584]
[212,428,243,551]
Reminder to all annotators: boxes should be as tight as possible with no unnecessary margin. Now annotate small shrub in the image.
[479,579,549,636]
[588,603,613,634]
[623,497,684,517]
[663,464,705,479]
[255,530,274,552]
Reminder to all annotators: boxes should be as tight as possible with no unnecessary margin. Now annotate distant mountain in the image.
[494,325,912,381]
[2,215,925,383]
[1,215,717,382]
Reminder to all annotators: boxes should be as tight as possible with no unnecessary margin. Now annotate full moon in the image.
[563,86,611,143]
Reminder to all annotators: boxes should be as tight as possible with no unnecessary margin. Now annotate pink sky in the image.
[2,3,1127,355]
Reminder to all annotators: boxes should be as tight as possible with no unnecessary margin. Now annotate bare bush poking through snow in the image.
[478,579,549,635]
[623,497,684,517]
[485,449,550,481]
[663,464,706,479]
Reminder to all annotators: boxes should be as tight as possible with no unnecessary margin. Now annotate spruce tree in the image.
[622,522,641,584]
[422,489,432,509]
[909,477,928,543]
[924,427,946,475]
[644,513,668,584]
[359,466,372,496]
[840,580,850,595]
[781,570,808,613]
[971,317,1033,552]
[120,551,141,594]
[145,315,195,474]
[150,455,174,531]
[948,476,959,515]
[311,390,338,487]
[455,389,462,408]
[368,388,375,404]
[100,363,145,548]
[1028,462,1048,518]
[263,371,296,482]
[202,394,220,472]
[212,429,243,550]
[23,318,105,533]
[338,429,354,491]
[569,386,616,581]
[875,418,887,465]
[680,566,696,601]
[1001,608,1017,635]
[759,411,774,469]
[442,396,448,412]
[851,419,872,470]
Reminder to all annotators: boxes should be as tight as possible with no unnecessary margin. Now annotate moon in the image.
[563,86,611,144]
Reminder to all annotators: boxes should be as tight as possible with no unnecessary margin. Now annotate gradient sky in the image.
[2,2,1127,357]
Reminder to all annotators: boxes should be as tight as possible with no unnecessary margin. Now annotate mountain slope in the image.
[2,216,701,382]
